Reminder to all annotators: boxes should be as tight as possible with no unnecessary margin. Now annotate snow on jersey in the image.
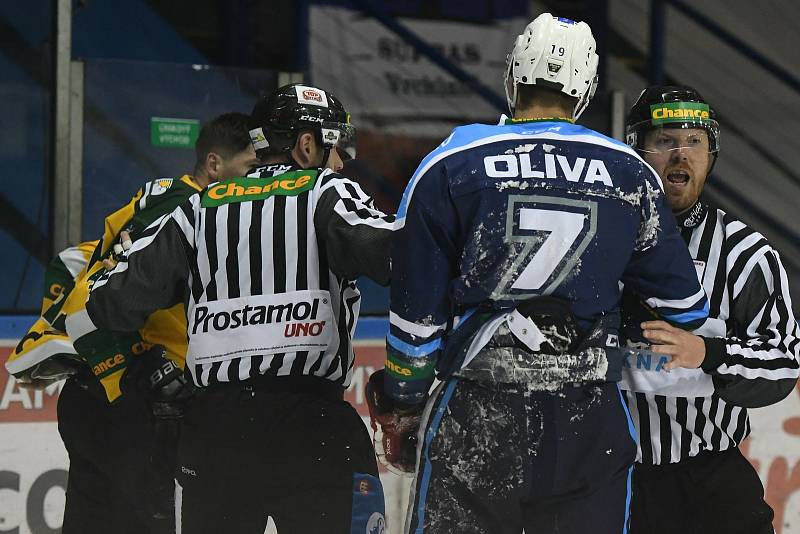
[387,119,709,404]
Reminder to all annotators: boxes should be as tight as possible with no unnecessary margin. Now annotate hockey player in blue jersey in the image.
[365,13,710,534]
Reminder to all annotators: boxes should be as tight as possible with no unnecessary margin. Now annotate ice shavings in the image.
[462,215,505,290]
[635,180,662,250]
[457,323,610,392]
[504,143,538,154]
[428,384,525,503]
[614,186,643,207]
[497,180,530,192]
[464,347,609,392]
[558,183,644,208]
[568,385,603,423]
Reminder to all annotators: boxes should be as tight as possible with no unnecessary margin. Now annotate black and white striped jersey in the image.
[79,164,394,388]
[620,197,800,465]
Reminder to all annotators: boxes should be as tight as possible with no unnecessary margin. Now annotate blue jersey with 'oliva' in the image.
[386,118,709,404]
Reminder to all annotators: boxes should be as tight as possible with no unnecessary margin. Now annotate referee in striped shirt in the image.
[620,85,800,533]
[75,84,394,533]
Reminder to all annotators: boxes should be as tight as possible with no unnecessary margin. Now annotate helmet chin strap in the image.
[320,147,332,170]
[707,153,719,176]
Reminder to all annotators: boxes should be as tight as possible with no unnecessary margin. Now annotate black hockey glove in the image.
[121,345,194,418]
[620,287,666,343]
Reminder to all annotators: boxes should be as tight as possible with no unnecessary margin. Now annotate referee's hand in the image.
[640,320,706,371]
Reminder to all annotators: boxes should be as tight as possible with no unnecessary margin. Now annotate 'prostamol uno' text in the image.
[192,299,321,334]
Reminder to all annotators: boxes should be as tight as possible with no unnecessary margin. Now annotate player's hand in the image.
[20,355,83,389]
[102,230,133,270]
[641,320,705,370]
[121,345,193,416]
[365,370,421,476]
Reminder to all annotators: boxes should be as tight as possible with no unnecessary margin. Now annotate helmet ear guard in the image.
[504,13,599,119]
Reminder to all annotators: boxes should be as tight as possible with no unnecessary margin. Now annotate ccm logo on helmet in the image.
[299,114,324,123]
[192,299,321,334]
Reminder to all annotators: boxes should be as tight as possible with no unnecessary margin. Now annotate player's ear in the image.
[293,132,316,167]
[205,152,222,180]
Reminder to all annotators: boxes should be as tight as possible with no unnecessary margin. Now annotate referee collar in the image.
[675,197,709,229]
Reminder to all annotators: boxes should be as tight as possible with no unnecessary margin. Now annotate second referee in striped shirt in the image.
[621,85,800,534]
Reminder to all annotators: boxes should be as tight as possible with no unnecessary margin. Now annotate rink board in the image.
[1,316,799,533]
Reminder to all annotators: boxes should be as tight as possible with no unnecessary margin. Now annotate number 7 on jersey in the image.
[493,195,597,298]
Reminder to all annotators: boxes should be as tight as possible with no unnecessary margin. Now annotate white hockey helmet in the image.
[504,13,599,119]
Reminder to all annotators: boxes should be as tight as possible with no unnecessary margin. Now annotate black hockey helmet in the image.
[625,85,720,161]
[249,83,356,162]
